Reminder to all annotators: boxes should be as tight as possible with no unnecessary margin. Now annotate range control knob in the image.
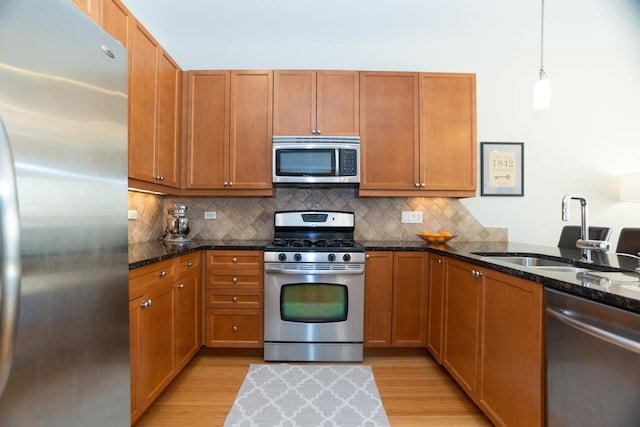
[278,253,287,262]
[328,253,336,262]
[294,253,302,262]
[343,253,351,262]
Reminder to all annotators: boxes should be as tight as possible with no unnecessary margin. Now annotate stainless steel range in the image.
[264,210,365,362]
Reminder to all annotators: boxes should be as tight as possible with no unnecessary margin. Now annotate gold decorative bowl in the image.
[418,234,456,243]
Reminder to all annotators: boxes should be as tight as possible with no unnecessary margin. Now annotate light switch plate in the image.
[127,210,138,220]
[401,211,423,223]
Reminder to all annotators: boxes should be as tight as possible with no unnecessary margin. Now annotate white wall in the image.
[123,0,640,249]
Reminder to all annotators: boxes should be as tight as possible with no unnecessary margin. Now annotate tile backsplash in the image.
[128,188,507,244]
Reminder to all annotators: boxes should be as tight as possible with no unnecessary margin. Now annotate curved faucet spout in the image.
[561,194,589,240]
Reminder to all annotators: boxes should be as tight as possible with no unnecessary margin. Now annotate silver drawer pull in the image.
[187,262,193,267]
[177,284,184,289]
[232,326,238,333]
[232,257,238,263]
[438,259,443,264]
[159,271,166,278]
[232,296,238,303]
[232,277,238,283]
[141,299,152,308]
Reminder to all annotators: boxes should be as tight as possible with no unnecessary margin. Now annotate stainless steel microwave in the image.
[272,136,360,185]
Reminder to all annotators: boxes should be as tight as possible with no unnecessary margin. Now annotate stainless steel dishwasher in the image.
[546,288,640,427]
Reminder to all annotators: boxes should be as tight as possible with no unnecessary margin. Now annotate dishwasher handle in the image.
[547,306,640,354]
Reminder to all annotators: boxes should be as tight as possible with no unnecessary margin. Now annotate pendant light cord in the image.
[540,0,545,78]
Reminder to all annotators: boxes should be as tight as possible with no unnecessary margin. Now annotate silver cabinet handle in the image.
[438,259,443,264]
[420,183,425,187]
[0,115,22,398]
[232,258,238,263]
[232,277,238,283]
[177,284,184,289]
[232,296,238,303]
[415,183,420,187]
[159,271,166,278]
[224,181,228,186]
[186,261,193,267]
[141,299,152,308]
[228,182,233,187]
[232,326,238,333]
[471,270,483,277]
[365,254,370,259]
[154,175,164,181]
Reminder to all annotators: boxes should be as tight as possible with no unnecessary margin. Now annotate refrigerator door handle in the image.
[0,114,22,398]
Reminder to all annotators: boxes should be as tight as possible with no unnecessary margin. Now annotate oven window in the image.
[280,283,348,323]
[276,149,336,176]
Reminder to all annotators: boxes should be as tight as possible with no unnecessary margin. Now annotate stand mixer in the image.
[163,202,191,243]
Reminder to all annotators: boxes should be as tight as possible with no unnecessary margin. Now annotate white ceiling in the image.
[120,0,640,70]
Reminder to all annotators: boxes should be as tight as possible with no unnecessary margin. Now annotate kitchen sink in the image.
[472,253,573,267]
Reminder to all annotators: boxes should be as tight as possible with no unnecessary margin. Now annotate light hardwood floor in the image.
[135,347,492,427]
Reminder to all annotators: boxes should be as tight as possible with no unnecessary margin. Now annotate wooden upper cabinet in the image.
[71,0,100,23]
[128,20,158,184]
[359,71,420,192]
[185,70,229,189]
[420,73,477,192]
[155,51,181,188]
[185,70,272,193]
[127,16,182,190]
[100,0,131,48]
[273,70,359,136]
[229,70,273,190]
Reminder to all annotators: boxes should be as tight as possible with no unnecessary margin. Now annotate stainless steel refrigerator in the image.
[0,0,130,425]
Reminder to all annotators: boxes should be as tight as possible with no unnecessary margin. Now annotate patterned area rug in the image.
[224,363,390,427]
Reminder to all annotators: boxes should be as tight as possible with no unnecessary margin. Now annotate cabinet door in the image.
[392,251,428,347]
[128,20,158,183]
[477,270,543,427]
[71,0,99,23]
[316,71,359,136]
[426,253,446,363]
[140,280,175,410]
[175,272,201,371]
[359,72,420,192]
[363,251,394,347]
[185,70,230,189]
[129,297,142,425]
[229,70,273,189]
[273,70,316,135]
[420,73,476,191]
[100,0,130,47]
[443,258,481,399]
[155,51,181,188]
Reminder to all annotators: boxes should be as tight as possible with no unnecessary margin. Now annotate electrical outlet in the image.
[401,211,423,224]
[127,210,138,220]
[204,211,217,219]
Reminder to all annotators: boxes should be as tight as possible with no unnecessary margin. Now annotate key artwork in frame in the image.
[480,142,524,196]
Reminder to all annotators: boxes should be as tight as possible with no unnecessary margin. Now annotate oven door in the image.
[264,272,364,343]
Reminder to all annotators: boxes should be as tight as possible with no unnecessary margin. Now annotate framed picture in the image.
[480,142,524,196]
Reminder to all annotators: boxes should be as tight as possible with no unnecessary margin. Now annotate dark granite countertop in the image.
[129,238,640,314]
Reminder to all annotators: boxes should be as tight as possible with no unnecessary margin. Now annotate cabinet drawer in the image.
[129,259,175,301]
[207,273,263,289]
[206,250,263,270]
[206,289,263,309]
[205,309,263,347]
[176,252,201,278]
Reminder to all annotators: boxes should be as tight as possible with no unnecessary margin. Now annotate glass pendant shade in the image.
[533,74,551,110]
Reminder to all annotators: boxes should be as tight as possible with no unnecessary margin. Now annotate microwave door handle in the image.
[0,114,22,399]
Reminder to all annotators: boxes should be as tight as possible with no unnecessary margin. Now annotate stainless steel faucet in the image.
[561,194,589,240]
[561,194,610,262]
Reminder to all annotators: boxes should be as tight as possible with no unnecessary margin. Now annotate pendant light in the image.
[533,0,551,110]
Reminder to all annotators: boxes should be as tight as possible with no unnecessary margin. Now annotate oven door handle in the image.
[546,306,640,354]
[264,267,364,275]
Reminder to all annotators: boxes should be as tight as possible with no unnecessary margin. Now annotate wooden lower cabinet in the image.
[129,252,202,425]
[442,258,481,398]
[364,251,428,347]
[205,250,264,347]
[431,255,544,427]
[476,268,543,427]
[426,253,446,363]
